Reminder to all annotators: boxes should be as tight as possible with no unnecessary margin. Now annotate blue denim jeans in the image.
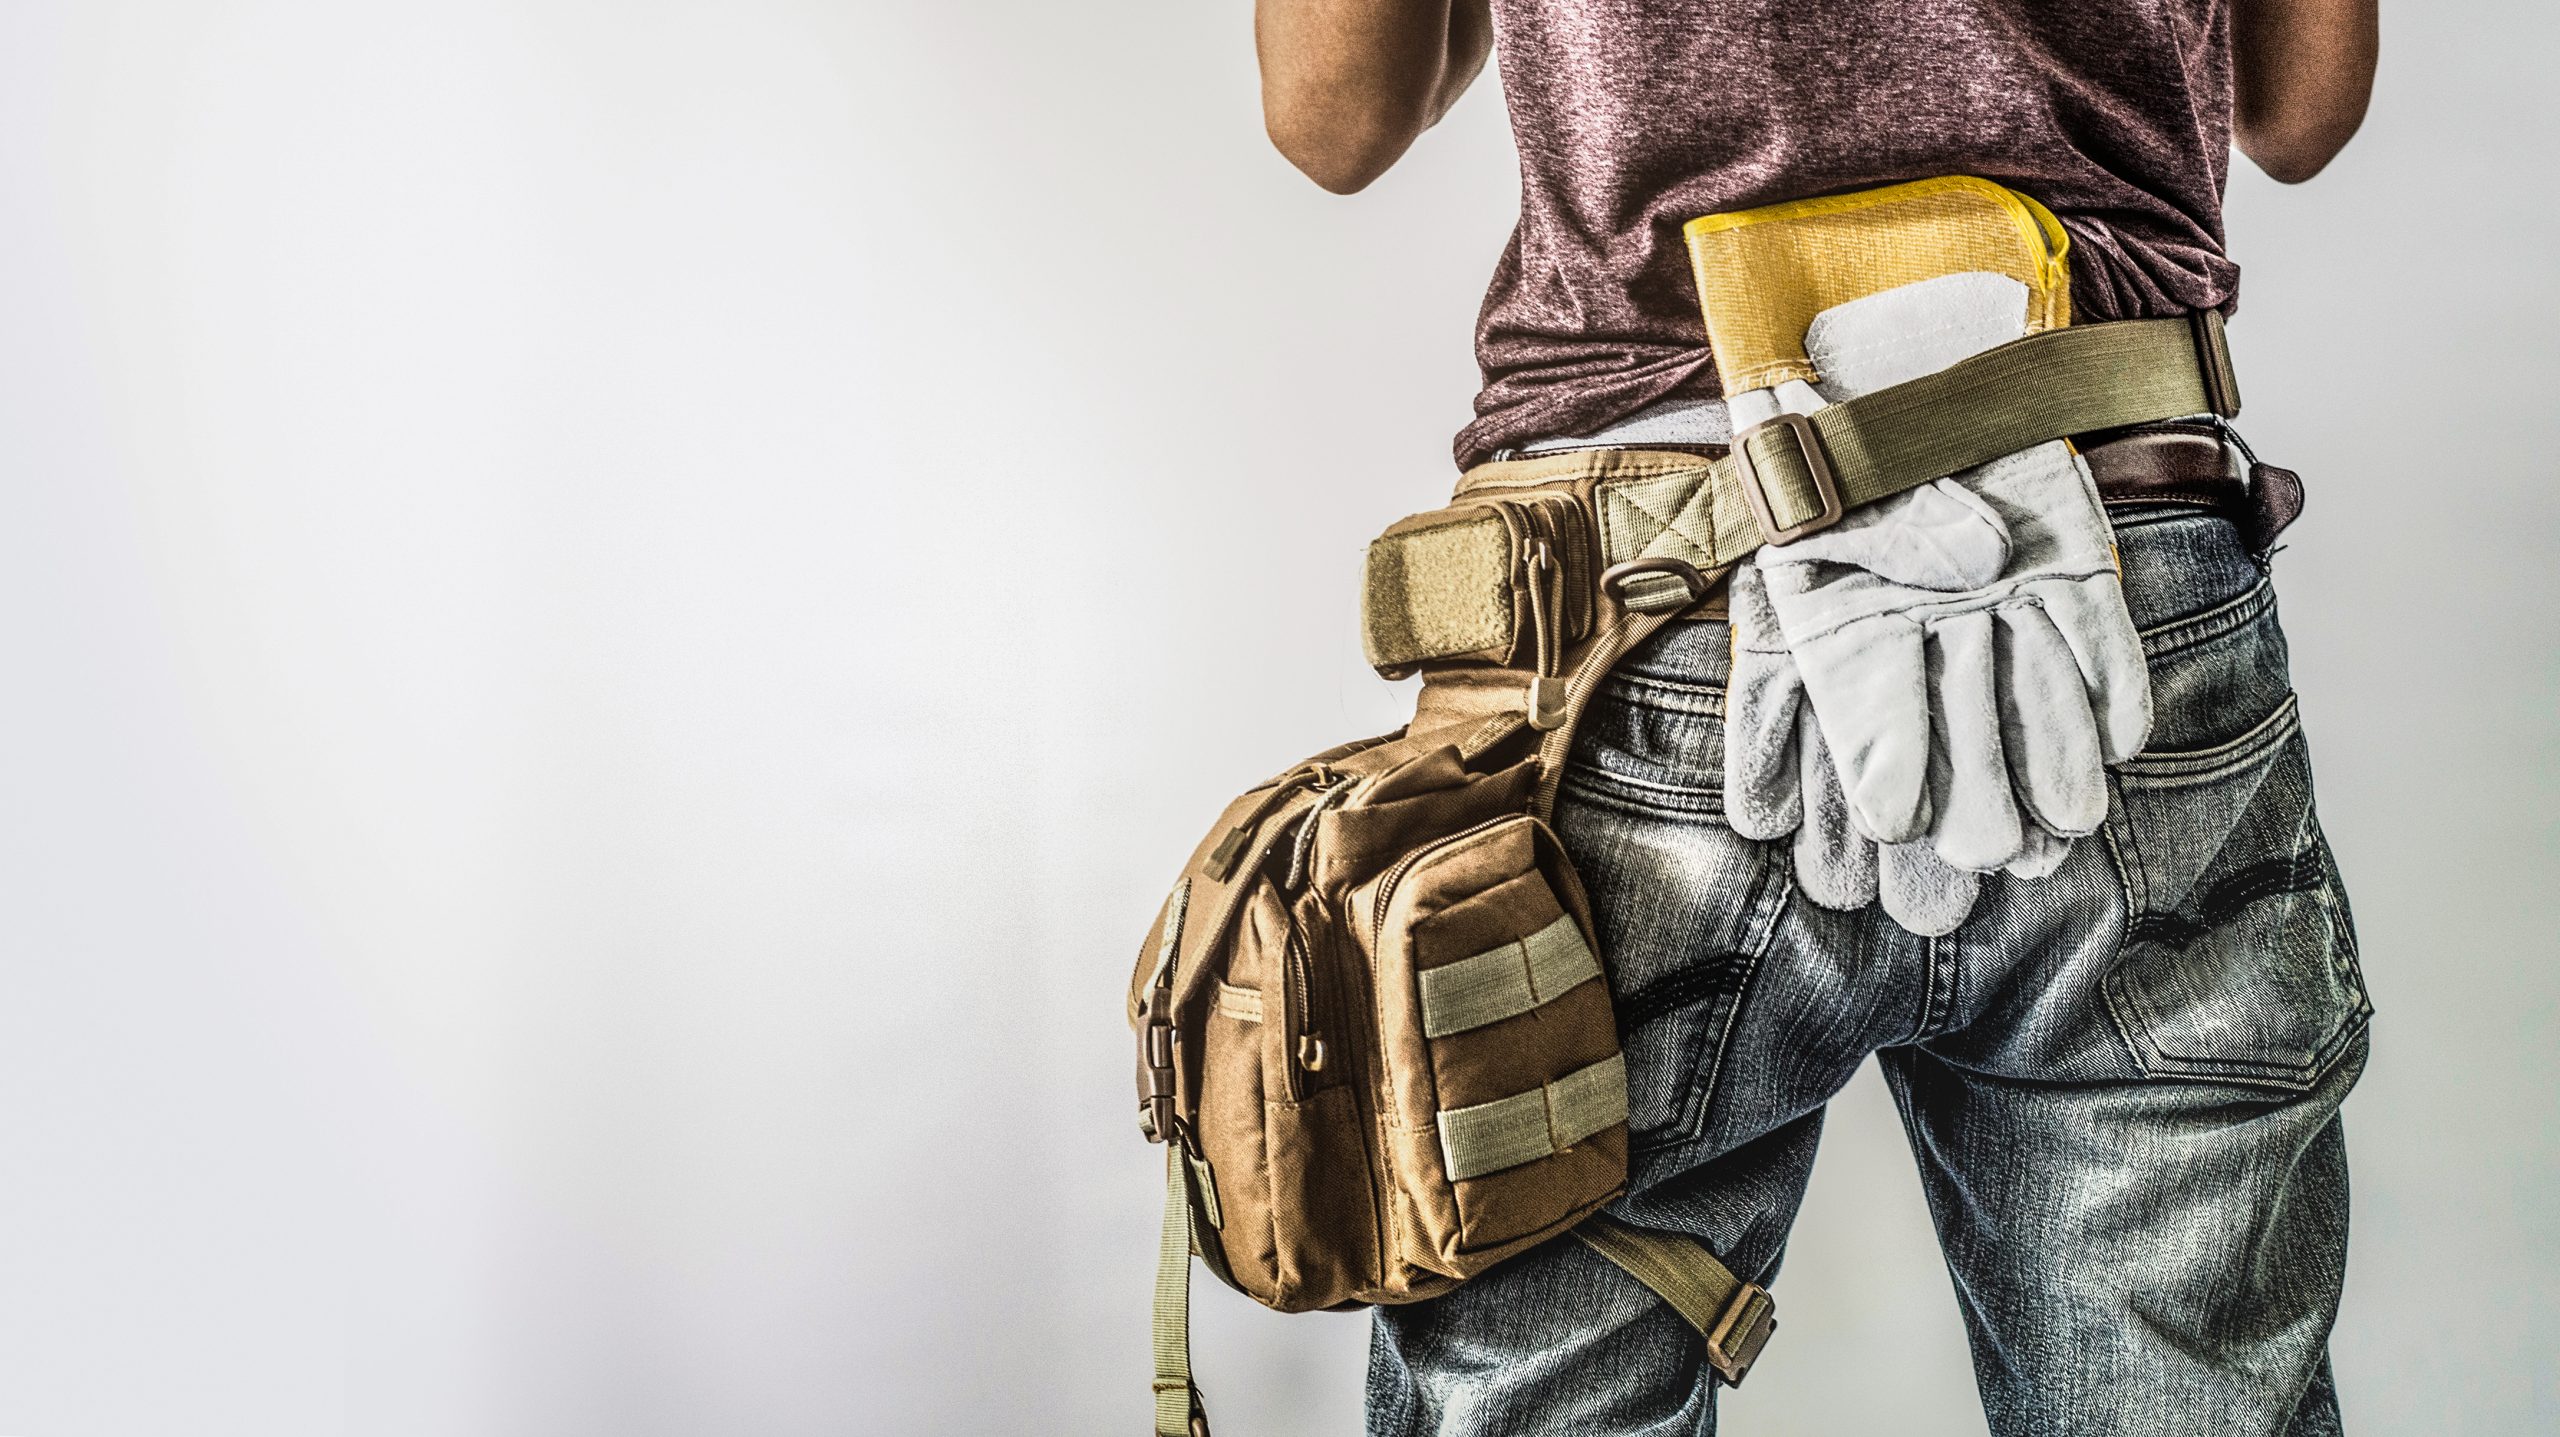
[1368,504,2370,1436]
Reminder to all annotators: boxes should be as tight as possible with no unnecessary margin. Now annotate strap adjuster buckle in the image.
[2189,308,2242,418]
[1732,412,1845,546]
[1704,1280,1777,1386]
[1138,988,1180,1143]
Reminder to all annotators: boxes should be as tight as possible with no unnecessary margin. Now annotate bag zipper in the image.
[1505,496,1590,729]
[1367,814,1521,950]
[1274,777,1357,1099]
[1204,762,1336,882]
[1282,926,1325,1100]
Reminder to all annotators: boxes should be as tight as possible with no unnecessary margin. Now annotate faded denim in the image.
[1368,505,2370,1436]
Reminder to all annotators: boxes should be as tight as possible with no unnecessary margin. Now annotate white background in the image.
[1,3,2552,1434]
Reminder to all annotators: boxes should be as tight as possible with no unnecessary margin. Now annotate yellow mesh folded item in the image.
[1683,175,2072,392]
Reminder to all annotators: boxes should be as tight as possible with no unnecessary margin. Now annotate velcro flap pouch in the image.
[1360,494,1591,678]
[1356,814,1625,1277]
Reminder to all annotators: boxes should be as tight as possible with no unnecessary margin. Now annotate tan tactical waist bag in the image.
[1129,178,2248,1437]
[1132,728,1618,1304]
[1129,451,1776,1437]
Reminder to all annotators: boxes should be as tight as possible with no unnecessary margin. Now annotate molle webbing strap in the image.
[1212,982,1263,1023]
[1417,912,1601,1038]
[1435,1052,1628,1182]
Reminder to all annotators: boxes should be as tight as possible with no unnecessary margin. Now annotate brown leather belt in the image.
[2082,422,2302,555]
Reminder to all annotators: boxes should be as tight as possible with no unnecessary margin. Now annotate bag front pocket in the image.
[2102,695,2370,1090]
[1366,817,1626,1273]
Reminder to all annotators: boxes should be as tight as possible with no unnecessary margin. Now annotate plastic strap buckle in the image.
[1704,1281,1778,1387]
[1732,411,1845,545]
[1138,988,1179,1143]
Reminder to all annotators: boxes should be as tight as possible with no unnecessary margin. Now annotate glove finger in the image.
[1725,647,1805,839]
[2003,821,2073,880]
[1791,708,1878,911]
[1994,602,2110,836]
[1925,608,2023,871]
[1879,839,1979,937]
[1724,566,1805,840]
[2034,574,2155,764]
[1796,615,1933,845]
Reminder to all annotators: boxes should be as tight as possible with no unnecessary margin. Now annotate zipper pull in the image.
[1529,675,1568,729]
[1284,781,1356,891]
[1204,824,1253,881]
[1202,766,1337,882]
[1524,538,1568,730]
[1297,1034,1328,1072]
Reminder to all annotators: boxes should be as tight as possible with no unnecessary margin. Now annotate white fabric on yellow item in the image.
[1682,175,2071,393]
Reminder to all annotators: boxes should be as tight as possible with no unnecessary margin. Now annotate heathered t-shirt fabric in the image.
[1459,0,2238,469]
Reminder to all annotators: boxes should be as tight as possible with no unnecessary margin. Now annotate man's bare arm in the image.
[2233,0,2379,182]
[1256,0,1493,194]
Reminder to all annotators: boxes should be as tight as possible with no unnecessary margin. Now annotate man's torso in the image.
[1463,0,2239,468]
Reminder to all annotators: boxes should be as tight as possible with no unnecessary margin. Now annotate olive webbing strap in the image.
[1733,315,2223,539]
[1576,1215,1779,1386]
[1365,314,2235,678]
[1533,605,1694,819]
[1149,1165,1774,1434]
[1152,1145,1208,1437]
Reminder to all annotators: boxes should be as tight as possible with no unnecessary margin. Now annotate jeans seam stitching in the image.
[1631,853,1788,1158]
[2112,695,2302,784]
[2099,783,2151,1072]
[1692,878,1787,1139]
[1913,933,1943,1041]
[2135,575,2276,656]
[1557,771,1726,820]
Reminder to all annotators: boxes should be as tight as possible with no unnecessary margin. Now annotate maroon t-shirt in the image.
[1460,0,2238,468]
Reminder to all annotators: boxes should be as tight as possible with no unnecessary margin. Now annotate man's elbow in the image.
[1264,95,1430,195]
[2236,107,2368,183]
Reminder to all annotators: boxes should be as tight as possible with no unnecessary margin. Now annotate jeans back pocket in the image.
[2103,694,2370,1090]
[1558,661,1788,1172]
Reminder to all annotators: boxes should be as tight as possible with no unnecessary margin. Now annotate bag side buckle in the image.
[1732,411,1844,546]
[1704,1281,1778,1387]
[1138,988,1179,1144]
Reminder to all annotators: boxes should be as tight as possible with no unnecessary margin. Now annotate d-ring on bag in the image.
[1128,175,2248,1436]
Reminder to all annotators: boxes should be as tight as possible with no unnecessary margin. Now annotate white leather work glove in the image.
[1726,559,1984,936]
[1721,272,2151,923]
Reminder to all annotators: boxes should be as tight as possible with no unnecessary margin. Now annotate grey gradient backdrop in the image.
[0,3,2552,1434]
